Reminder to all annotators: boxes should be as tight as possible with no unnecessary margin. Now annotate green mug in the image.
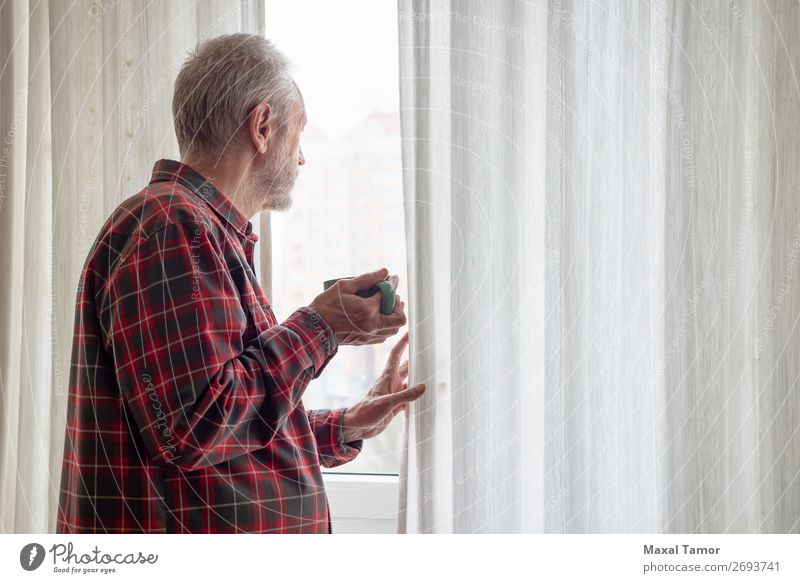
[323,274,398,316]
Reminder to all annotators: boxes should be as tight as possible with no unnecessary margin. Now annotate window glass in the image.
[265,0,406,474]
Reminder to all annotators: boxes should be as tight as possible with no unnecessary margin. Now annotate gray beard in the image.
[255,146,298,212]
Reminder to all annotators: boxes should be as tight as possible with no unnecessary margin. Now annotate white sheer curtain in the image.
[398,0,800,533]
[397,0,547,533]
[0,0,267,534]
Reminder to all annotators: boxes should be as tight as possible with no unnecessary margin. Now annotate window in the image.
[265,1,406,476]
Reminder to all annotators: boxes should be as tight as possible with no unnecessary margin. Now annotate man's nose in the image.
[298,146,305,166]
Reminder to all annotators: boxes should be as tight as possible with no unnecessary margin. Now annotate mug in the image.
[323,274,398,315]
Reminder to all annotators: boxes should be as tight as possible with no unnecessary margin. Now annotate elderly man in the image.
[57,33,425,534]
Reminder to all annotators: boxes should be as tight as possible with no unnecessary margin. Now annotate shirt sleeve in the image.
[98,220,338,471]
[307,408,363,468]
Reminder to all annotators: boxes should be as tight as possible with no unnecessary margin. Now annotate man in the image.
[57,33,426,533]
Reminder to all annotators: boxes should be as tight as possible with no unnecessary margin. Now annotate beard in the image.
[253,139,299,212]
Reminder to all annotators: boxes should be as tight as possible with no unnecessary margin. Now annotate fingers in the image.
[344,293,407,345]
[340,267,389,293]
[380,292,407,329]
[347,325,408,345]
[386,332,409,370]
[381,383,426,408]
[391,382,412,415]
[399,360,409,379]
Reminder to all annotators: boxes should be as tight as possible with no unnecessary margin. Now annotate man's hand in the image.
[341,331,426,441]
[309,267,407,346]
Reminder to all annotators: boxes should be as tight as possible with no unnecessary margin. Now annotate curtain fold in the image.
[398,0,547,533]
[0,0,265,534]
[398,0,800,533]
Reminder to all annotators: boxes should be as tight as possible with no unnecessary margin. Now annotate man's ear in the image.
[247,102,272,154]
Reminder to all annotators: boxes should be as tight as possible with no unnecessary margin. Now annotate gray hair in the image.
[172,33,300,162]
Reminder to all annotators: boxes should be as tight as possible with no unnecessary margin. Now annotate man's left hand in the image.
[341,330,426,442]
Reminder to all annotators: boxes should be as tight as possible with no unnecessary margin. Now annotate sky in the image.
[264,0,401,140]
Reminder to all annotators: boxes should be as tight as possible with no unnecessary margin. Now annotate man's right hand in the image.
[309,267,407,346]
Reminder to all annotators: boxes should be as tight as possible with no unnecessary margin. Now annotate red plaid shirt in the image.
[57,159,362,533]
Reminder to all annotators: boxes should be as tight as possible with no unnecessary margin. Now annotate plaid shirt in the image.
[57,159,362,533]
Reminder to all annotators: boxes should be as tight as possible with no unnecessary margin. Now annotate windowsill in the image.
[322,472,399,534]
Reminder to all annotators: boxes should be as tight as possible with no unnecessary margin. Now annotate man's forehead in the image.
[291,79,306,126]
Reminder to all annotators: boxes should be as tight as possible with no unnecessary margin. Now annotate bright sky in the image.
[264,0,400,141]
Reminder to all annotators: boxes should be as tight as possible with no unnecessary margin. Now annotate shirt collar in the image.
[149,159,256,240]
